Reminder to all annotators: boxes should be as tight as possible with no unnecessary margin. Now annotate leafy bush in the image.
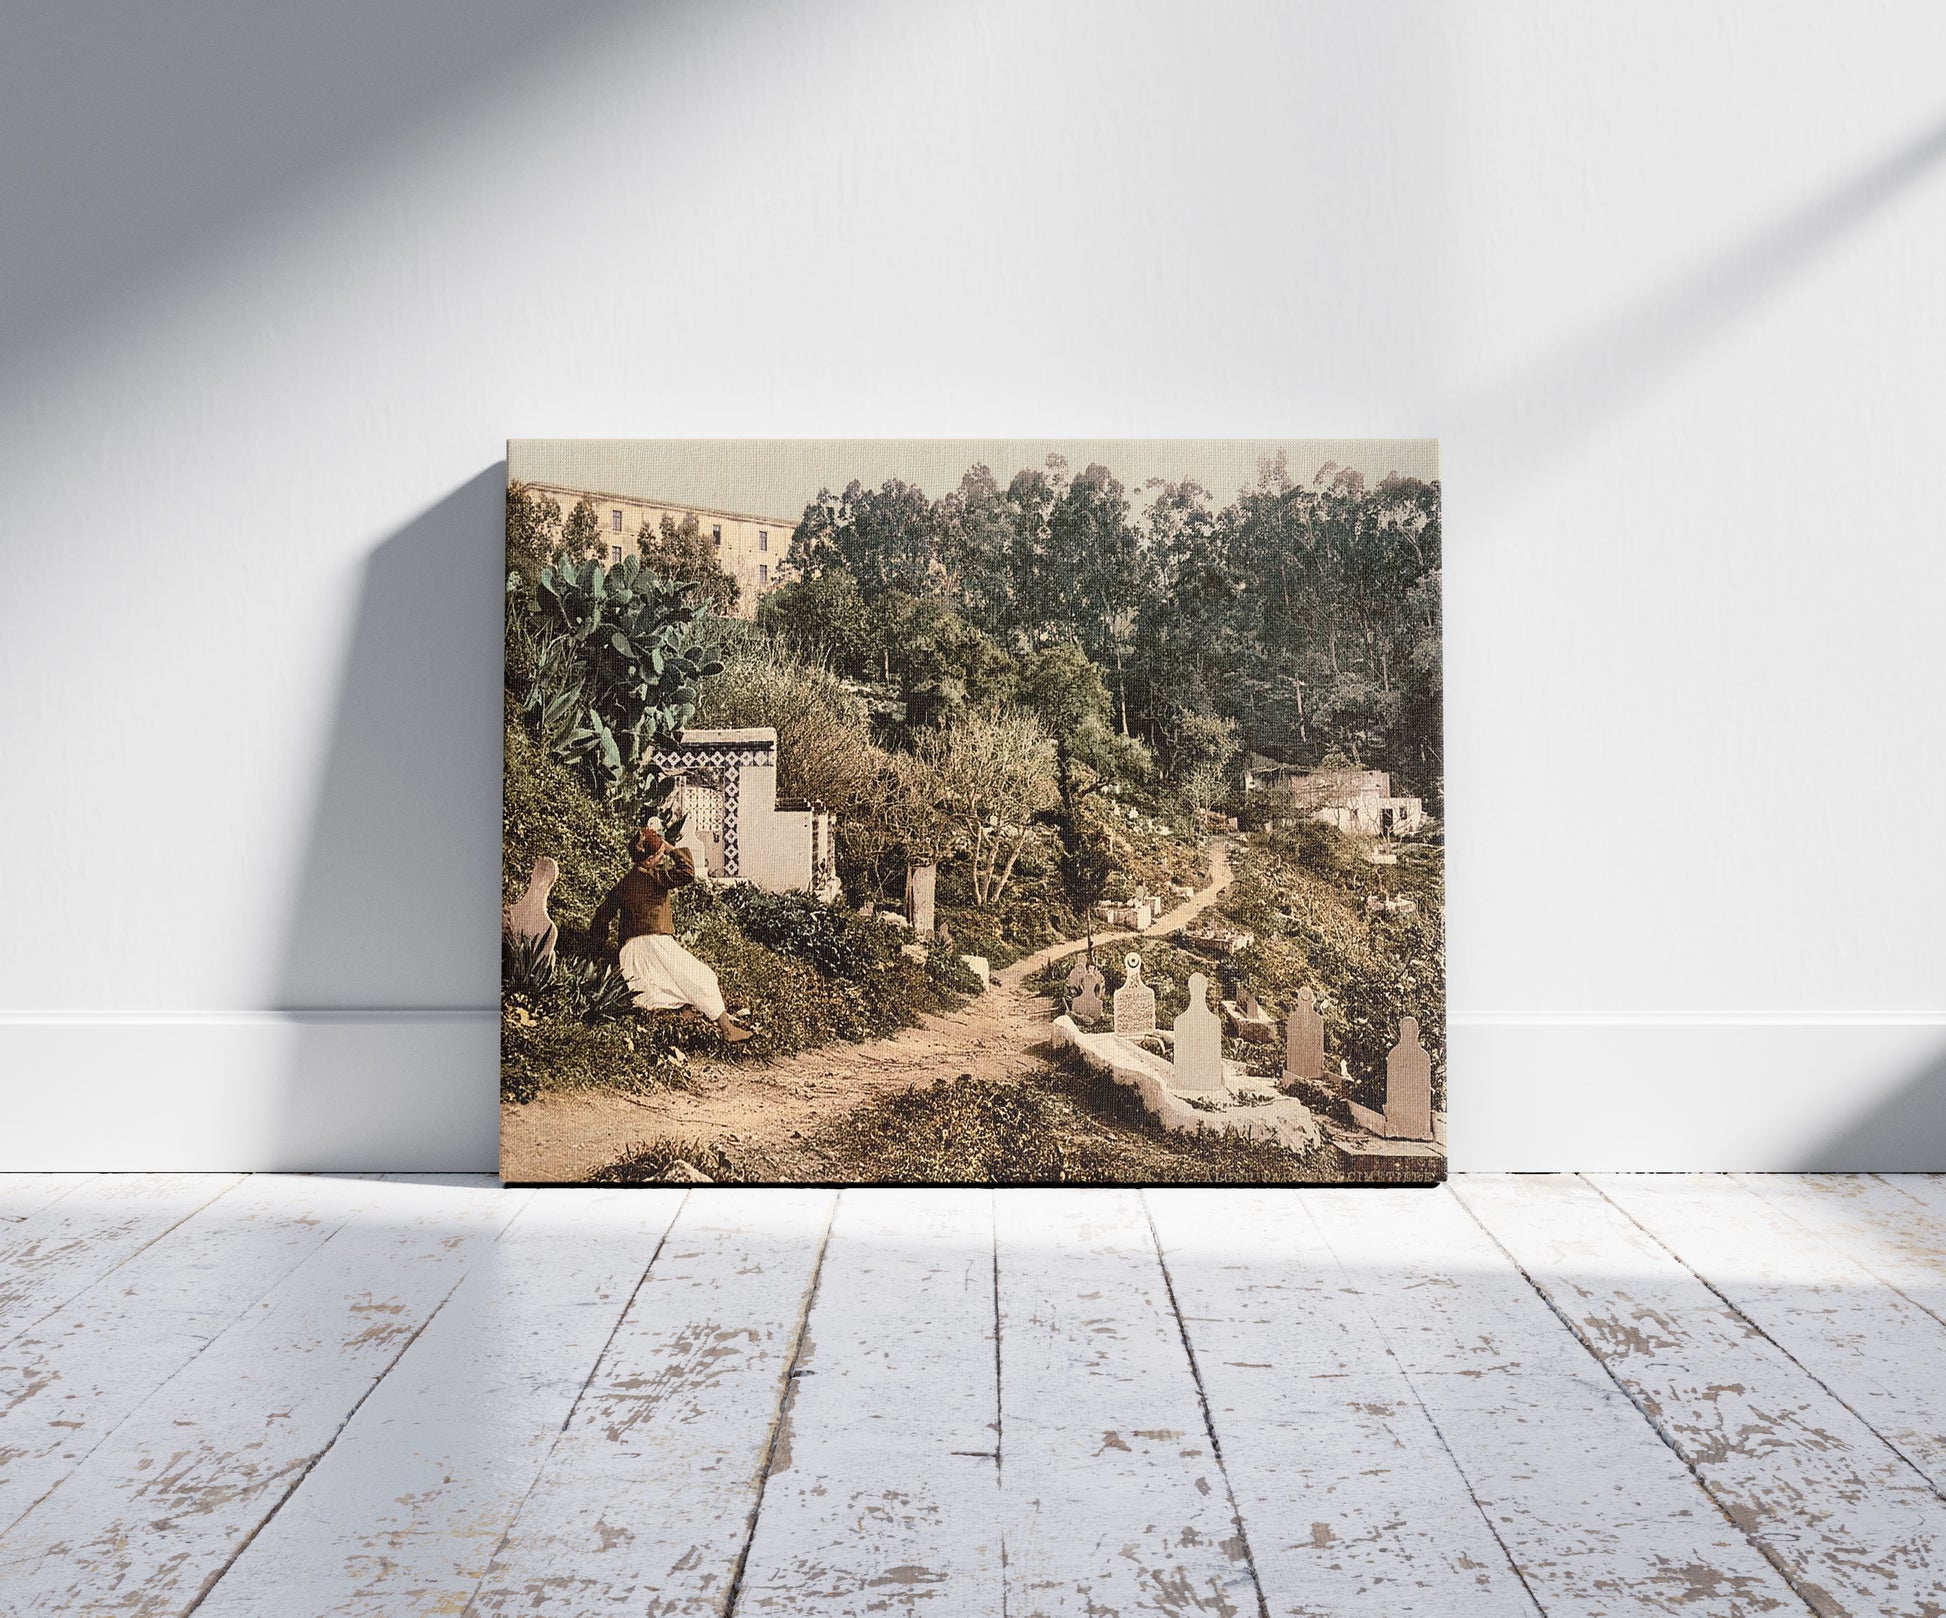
[719,887,891,980]
[500,933,636,1026]
[511,555,723,819]
[691,645,879,812]
[500,1010,692,1104]
[502,719,632,927]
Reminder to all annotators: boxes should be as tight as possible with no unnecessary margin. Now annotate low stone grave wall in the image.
[1050,1016,1321,1154]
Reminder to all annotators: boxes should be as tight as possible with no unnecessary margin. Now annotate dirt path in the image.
[502,838,1239,1184]
[996,837,1235,986]
[502,979,1060,1183]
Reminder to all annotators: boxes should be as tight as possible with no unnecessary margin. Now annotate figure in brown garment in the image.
[590,824,753,1043]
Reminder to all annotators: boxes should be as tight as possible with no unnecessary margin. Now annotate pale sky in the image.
[507,439,1439,524]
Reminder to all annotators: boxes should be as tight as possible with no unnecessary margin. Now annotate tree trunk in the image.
[992,830,1029,902]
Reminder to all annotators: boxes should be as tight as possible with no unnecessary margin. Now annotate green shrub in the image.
[502,719,632,926]
[500,933,635,1026]
[720,886,891,980]
[512,554,723,820]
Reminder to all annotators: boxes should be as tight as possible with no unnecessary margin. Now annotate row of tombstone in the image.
[1062,951,1223,1094]
[1065,952,1433,1137]
[1285,984,1434,1141]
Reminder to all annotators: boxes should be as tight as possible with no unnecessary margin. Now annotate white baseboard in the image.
[1,1012,1941,1173]
[1449,1014,1946,1171]
[0,1012,499,1172]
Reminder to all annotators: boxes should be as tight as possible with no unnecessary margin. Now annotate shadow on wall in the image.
[1453,110,1946,516]
[271,468,505,1171]
[0,0,642,380]
[1794,1044,1946,1173]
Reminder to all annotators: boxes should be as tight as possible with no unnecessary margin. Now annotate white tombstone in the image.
[1112,952,1156,1036]
[906,861,937,938]
[1072,961,1106,1024]
[959,954,991,989]
[1171,972,1225,1093]
[504,856,559,966]
[1385,1016,1435,1140]
[1285,986,1325,1082]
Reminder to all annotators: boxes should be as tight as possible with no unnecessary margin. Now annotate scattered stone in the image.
[901,942,929,964]
[659,1161,713,1183]
[1183,920,1255,957]
[1222,984,1278,1045]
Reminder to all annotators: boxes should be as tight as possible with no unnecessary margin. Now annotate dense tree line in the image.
[763,454,1442,800]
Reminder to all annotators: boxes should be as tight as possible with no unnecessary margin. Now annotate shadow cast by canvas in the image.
[269,468,505,1169]
[1793,1039,1946,1172]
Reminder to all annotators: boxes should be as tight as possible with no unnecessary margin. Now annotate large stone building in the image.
[524,481,798,620]
[1246,762,1427,838]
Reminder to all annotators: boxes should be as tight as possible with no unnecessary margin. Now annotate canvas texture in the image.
[500,440,1443,1186]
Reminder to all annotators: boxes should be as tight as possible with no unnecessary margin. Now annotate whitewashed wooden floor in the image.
[2,1176,1944,1616]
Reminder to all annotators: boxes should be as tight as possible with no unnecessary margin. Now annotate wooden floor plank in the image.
[1149,1188,1540,1617]
[0,1176,528,1615]
[0,1174,245,1347]
[1593,1174,1946,1498]
[732,1189,1003,1615]
[994,1188,1261,1618]
[1734,1175,1946,1325]
[1458,1174,1946,1617]
[465,1188,837,1616]
[0,1174,96,1223]
[0,1175,403,1536]
[1307,1185,1807,1616]
[191,1187,687,1618]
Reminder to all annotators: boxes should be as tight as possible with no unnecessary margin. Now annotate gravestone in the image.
[1171,972,1224,1093]
[1112,952,1156,1036]
[906,861,937,939]
[1285,986,1325,1082]
[1072,962,1106,1024]
[1224,983,1277,1045]
[1385,1016,1435,1140]
[503,855,560,966]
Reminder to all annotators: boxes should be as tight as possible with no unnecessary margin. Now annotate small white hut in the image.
[651,727,840,902]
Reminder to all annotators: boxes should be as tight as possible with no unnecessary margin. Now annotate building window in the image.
[611,509,623,532]
[759,564,769,586]
[609,545,623,564]
[711,524,722,545]
[758,530,768,551]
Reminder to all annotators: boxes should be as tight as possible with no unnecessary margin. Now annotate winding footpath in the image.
[996,837,1234,986]
[502,839,1237,1182]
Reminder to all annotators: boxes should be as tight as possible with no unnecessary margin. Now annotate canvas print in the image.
[501,440,1443,1186]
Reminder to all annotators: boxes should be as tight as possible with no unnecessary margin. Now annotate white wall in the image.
[3,1,1942,1171]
